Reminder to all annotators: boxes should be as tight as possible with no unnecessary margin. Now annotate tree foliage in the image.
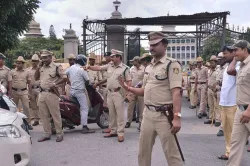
[239,27,250,42]
[49,25,57,39]
[140,47,148,56]
[5,37,64,68]
[0,0,40,53]
[202,31,234,61]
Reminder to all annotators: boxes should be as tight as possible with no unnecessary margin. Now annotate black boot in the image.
[81,126,95,134]
[198,113,203,119]
[125,122,131,128]
[137,123,141,132]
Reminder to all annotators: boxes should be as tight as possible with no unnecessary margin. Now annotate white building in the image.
[163,25,197,66]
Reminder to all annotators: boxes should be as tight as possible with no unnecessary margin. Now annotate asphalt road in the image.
[29,98,250,166]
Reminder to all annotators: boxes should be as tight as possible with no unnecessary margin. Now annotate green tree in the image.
[140,47,148,56]
[0,0,40,53]
[202,31,234,61]
[239,27,250,42]
[6,37,64,68]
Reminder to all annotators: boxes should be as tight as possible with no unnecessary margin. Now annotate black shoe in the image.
[81,126,95,134]
[189,105,196,109]
[136,119,139,123]
[32,121,39,126]
[137,123,141,131]
[215,122,221,127]
[187,99,190,101]
[202,112,207,117]
[217,130,224,137]
[198,113,203,119]
[204,119,213,124]
[246,140,249,145]
[125,122,131,128]
[28,124,33,130]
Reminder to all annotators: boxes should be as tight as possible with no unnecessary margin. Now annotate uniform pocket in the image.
[237,72,247,85]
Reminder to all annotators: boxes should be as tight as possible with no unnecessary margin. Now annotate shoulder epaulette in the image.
[3,66,10,71]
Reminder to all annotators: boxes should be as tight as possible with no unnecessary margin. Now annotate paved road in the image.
[29,98,250,166]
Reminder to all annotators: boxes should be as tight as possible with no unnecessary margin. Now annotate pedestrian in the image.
[215,52,228,137]
[66,54,95,134]
[118,32,184,166]
[10,56,33,130]
[217,46,240,160]
[226,40,250,166]
[87,52,102,85]
[35,50,67,142]
[65,54,76,97]
[125,56,145,131]
[204,55,220,125]
[28,54,41,126]
[196,56,208,119]
[86,49,131,142]
[0,53,12,96]
[188,61,198,109]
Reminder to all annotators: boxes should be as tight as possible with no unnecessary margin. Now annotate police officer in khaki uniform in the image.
[139,53,153,67]
[28,54,41,126]
[86,49,131,142]
[226,40,250,166]
[35,50,67,142]
[119,32,183,166]
[125,56,145,130]
[11,56,33,130]
[65,54,76,97]
[196,57,208,119]
[87,52,102,85]
[0,53,12,96]
[189,61,198,109]
[204,55,220,125]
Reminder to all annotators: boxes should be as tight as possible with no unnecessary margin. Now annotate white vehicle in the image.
[0,83,31,166]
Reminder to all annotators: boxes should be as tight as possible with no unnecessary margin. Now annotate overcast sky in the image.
[34,0,250,47]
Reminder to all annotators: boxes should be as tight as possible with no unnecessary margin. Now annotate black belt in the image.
[198,82,206,84]
[145,104,173,112]
[190,82,195,84]
[102,85,107,88]
[12,88,27,92]
[32,85,40,89]
[40,88,52,93]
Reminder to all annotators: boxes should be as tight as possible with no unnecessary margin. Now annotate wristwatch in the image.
[174,112,182,118]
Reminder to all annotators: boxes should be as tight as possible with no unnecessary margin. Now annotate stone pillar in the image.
[63,27,78,62]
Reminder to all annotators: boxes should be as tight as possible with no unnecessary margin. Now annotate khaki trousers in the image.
[216,91,222,122]
[197,84,207,113]
[190,83,198,106]
[12,90,30,123]
[207,89,219,120]
[127,93,144,123]
[227,107,250,166]
[29,89,40,121]
[38,92,63,137]
[107,91,125,136]
[138,108,184,166]
[221,106,237,156]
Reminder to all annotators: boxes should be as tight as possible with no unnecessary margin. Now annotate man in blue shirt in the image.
[66,54,95,134]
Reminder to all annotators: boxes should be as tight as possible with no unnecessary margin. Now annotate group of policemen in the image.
[1,31,250,166]
[186,40,250,166]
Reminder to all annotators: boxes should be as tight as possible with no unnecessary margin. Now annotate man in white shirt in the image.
[218,46,240,160]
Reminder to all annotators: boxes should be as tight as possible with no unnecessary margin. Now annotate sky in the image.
[34,0,250,47]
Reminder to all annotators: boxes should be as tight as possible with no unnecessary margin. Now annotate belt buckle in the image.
[17,89,22,92]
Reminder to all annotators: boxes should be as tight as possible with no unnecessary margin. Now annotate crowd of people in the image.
[0,31,250,166]
[186,40,250,166]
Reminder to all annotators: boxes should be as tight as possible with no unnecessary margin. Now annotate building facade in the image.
[166,37,197,66]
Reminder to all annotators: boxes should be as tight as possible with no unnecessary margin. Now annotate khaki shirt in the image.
[100,63,131,90]
[130,65,145,86]
[87,70,102,84]
[190,68,198,83]
[100,70,108,86]
[28,67,40,87]
[197,66,208,83]
[208,69,217,88]
[39,62,66,89]
[0,66,12,88]
[216,64,228,83]
[236,55,250,105]
[11,69,30,91]
[143,55,182,106]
